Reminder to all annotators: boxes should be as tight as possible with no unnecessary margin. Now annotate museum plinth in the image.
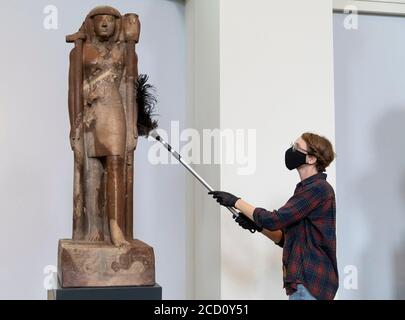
[48,283,162,300]
[58,239,155,288]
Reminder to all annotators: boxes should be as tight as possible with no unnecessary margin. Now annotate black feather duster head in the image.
[136,74,158,136]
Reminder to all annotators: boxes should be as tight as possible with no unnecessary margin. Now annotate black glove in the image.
[233,212,263,233]
[208,191,240,207]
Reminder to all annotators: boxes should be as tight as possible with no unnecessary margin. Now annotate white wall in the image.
[219,0,336,299]
[185,0,221,299]
[0,0,187,299]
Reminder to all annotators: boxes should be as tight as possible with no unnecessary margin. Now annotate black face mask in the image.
[285,147,307,170]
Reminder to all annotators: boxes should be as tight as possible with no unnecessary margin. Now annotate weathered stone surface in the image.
[58,239,155,288]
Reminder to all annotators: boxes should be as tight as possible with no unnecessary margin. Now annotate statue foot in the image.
[87,229,104,242]
[109,219,129,247]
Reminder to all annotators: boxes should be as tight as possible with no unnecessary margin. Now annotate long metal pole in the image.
[150,131,240,218]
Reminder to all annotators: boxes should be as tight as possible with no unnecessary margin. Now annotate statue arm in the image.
[128,44,139,130]
[125,42,139,152]
[68,48,76,129]
[68,48,77,150]
[123,13,141,149]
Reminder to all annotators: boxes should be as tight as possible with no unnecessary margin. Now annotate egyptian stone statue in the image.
[58,6,157,288]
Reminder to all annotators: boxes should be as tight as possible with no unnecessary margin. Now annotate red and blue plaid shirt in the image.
[253,173,338,300]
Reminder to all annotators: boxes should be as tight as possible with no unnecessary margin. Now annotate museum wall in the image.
[219,0,336,299]
[0,0,187,299]
[185,0,222,299]
[334,13,405,299]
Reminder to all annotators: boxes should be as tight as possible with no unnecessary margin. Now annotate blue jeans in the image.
[289,284,317,300]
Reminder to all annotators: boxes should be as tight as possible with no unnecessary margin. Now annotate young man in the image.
[209,132,338,300]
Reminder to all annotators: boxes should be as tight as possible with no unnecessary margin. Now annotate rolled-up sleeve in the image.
[253,186,326,231]
[253,207,270,229]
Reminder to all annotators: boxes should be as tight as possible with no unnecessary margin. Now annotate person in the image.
[209,132,339,300]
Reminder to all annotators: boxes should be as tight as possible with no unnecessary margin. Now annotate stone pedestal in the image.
[58,239,155,288]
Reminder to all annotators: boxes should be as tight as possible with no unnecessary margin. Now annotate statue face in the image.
[93,14,116,40]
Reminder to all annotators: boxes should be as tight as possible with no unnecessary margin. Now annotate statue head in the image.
[84,6,122,42]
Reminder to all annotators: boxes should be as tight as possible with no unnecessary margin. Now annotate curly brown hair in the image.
[301,132,335,172]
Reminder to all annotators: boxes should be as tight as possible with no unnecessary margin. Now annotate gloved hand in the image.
[208,191,240,207]
[233,212,263,233]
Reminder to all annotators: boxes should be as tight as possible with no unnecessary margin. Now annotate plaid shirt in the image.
[253,173,338,300]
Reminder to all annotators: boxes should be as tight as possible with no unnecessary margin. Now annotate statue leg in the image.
[106,155,129,247]
[85,157,105,241]
[72,152,85,240]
